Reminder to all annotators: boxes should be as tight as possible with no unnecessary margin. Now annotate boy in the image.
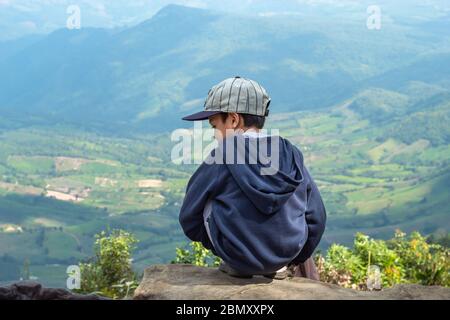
[179,76,326,279]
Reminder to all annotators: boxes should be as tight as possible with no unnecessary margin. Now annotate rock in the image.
[0,281,109,300]
[133,264,450,300]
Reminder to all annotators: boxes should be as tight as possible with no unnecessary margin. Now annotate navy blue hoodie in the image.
[179,133,326,274]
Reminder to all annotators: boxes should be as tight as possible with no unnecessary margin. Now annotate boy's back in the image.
[179,76,326,276]
[179,132,326,275]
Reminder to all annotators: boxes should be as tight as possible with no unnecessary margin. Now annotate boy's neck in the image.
[242,127,260,133]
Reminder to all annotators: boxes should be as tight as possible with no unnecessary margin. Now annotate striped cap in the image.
[182,76,271,121]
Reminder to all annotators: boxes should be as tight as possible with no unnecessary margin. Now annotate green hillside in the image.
[0,85,449,286]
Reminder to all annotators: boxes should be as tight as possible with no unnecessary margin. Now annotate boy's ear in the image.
[229,112,240,128]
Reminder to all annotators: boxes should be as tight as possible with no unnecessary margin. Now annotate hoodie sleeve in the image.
[179,162,220,251]
[292,165,327,263]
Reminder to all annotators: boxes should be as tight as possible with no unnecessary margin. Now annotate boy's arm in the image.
[293,165,327,263]
[179,162,219,251]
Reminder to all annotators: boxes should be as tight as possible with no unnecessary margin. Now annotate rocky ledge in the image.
[0,281,108,300]
[133,264,450,300]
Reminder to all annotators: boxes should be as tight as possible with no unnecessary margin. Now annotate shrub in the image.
[316,244,366,289]
[316,230,449,290]
[353,232,404,286]
[388,230,449,286]
[75,229,139,299]
[172,242,221,267]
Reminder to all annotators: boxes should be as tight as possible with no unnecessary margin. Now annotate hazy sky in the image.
[0,0,449,40]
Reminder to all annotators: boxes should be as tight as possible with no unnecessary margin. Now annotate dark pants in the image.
[288,257,320,281]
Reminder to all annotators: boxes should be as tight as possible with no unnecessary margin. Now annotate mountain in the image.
[0,4,449,287]
[0,4,449,132]
[1,1,449,40]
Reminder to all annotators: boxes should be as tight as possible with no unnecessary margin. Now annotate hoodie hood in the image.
[179,132,327,275]
[220,133,304,215]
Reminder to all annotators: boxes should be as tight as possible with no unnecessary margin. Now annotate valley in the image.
[0,86,448,287]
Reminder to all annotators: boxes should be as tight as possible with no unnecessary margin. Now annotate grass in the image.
[28,264,68,288]
[367,139,404,162]
[328,175,385,185]
[7,156,55,174]
[44,230,83,260]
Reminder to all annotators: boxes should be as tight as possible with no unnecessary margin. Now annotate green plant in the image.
[316,230,449,290]
[75,229,139,299]
[388,230,449,286]
[172,242,221,267]
[316,244,366,289]
[354,232,404,286]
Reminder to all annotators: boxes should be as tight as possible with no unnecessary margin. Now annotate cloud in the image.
[19,20,37,30]
[174,0,207,9]
[258,11,302,17]
[86,1,110,18]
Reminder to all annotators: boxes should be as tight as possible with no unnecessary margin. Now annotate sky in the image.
[0,0,449,40]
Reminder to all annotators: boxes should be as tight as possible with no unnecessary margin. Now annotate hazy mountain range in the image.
[1,0,449,40]
[0,3,449,132]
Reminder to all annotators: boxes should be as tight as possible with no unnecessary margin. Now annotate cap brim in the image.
[182,110,222,121]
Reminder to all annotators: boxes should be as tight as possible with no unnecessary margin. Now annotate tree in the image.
[75,229,139,299]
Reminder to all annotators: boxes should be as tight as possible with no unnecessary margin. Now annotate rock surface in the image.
[0,281,108,300]
[134,264,450,300]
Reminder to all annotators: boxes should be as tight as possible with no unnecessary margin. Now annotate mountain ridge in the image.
[1,4,449,133]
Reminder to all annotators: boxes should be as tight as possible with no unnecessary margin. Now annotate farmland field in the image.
[1,87,449,286]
